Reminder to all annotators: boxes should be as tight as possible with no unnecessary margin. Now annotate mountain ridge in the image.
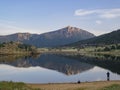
[0,26,95,47]
[69,29,120,46]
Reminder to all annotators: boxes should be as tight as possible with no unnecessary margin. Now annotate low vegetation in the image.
[0,41,39,55]
[100,84,120,90]
[94,44,120,52]
[39,44,120,57]
[0,81,120,90]
[0,81,41,90]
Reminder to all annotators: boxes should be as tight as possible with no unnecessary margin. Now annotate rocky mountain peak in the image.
[0,26,95,47]
[64,26,81,33]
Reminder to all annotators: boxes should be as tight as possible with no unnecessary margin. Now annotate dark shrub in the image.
[104,47,111,51]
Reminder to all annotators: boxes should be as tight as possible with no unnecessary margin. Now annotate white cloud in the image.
[75,8,120,19]
[75,9,96,16]
[96,20,102,24]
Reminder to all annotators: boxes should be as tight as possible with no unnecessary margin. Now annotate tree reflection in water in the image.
[0,54,120,75]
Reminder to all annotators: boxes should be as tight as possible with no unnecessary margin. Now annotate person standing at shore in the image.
[107,72,110,81]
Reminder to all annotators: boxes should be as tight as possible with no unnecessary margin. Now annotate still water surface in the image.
[0,54,120,83]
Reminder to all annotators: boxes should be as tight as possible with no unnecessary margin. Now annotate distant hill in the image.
[69,29,120,46]
[0,33,37,42]
[0,26,95,47]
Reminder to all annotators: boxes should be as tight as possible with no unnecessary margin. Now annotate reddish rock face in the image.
[17,33,31,40]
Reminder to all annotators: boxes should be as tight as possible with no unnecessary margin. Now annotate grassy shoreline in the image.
[38,47,120,57]
[28,80,120,90]
[1,81,120,90]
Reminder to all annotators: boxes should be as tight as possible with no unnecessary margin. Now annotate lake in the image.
[0,54,120,83]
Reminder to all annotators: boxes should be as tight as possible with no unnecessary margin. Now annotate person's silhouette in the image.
[77,80,81,84]
[107,72,110,81]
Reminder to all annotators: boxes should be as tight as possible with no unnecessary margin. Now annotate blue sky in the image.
[0,0,120,35]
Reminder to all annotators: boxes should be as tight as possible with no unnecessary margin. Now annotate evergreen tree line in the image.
[97,44,120,52]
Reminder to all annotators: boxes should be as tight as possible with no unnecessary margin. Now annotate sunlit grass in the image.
[1,81,120,90]
[0,81,41,90]
[28,81,120,90]
[100,84,120,90]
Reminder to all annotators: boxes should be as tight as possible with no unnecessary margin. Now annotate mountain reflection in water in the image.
[63,54,120,75]
[0,54,120,75]
[0,54,94,75]
[0,54,120,83]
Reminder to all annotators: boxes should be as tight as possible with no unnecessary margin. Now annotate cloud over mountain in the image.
[75,8,120,19]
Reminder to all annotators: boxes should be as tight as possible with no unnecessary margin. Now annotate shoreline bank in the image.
[27,80,120,90]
